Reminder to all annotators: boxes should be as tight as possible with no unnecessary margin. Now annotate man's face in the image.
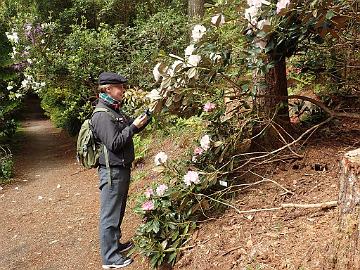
[106,84,126,102]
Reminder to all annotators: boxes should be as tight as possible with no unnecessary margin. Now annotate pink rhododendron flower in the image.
[144,188,154,198]
[142,200,155,211]
[203,102,216,112]
[200,135,211,150]
[156,184,168,196]
[183,171,200,186]
[276,0,290,13]
[194,147,204,155]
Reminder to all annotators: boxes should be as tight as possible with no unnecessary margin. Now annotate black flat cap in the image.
[98,72,127,85]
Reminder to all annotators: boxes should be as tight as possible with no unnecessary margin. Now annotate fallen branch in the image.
[248,171,294,195]
[222,245,243,256]
[235,200,338,214]
[256,94,360,119]
[281,200,338,209]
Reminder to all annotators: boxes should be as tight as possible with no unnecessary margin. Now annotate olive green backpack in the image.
[76,108,113,184]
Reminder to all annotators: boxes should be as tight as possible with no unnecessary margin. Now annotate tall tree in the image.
[188,0,204,19]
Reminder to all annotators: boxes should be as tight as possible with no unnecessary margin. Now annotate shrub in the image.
[0,146,13,181]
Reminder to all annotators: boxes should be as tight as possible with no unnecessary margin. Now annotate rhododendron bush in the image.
[132,0,354,267]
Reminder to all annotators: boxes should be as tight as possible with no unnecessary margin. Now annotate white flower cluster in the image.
[20,74,46,92]
[5,31,19,43]
[149,15,226,104]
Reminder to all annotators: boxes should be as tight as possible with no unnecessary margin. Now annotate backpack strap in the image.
[91,107,116,186]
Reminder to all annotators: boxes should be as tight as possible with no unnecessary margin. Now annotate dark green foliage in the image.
[21,5,188,134]
[0,153,13,180]
[0,21,20,139]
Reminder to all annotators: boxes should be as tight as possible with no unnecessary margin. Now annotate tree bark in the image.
[256,54,289,123]
[335,148,360,269]
[188,0,204,19]
[251,54,290,150]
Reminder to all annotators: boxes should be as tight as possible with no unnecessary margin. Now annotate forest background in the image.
[0,0,359,268]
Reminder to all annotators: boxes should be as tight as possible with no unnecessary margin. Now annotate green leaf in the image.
[152,166,165,173]
[326,10,335,20]
[161,77,172,89]
[187,67,197,79]
[213,141,223,147]
[153,220,160,233]
[168,251,178,264]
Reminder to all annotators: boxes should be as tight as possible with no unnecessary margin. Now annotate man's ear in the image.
[104,85,111,94]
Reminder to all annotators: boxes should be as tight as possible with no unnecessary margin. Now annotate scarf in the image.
[99,92,120,110]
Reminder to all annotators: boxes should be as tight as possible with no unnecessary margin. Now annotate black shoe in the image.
[119,241,133,253]
[102,256,133,269]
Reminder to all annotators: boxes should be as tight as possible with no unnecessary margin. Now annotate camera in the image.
[141,108,152,118]
[145,108,152,117]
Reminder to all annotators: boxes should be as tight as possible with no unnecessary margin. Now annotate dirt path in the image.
[0,98,148,270]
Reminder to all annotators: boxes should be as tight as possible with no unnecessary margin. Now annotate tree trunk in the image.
[335,148,360,269]
[251,54,290,150]
[256,54,290,123]
[188,0,204,19]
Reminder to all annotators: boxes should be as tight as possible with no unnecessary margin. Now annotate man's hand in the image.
[133,113,149,128]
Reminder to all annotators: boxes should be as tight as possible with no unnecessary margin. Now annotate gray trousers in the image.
[98,166,131,265]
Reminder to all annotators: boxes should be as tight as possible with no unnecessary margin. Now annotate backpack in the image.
[76,108,114,183]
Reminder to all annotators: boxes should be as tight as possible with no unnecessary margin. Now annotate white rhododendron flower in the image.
[191,24,206,42]
[154,151,168,165]
[146,89,162,101]
[187,55,201,67]
[257,19,271,30]
[185,44,196,56]
[210,52,222,63]
[247,0,271,7]
[276,0,290,13]
[7,85,13,90]
[211,14,225,26]
[200,135,211,150]
[183,171,200,186]
[245,6,259,24]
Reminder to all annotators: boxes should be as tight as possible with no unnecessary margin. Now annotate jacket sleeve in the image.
[91,112,138,153]
[128,115,152,134]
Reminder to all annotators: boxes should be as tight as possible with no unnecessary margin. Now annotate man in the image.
[91,71,150,269]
